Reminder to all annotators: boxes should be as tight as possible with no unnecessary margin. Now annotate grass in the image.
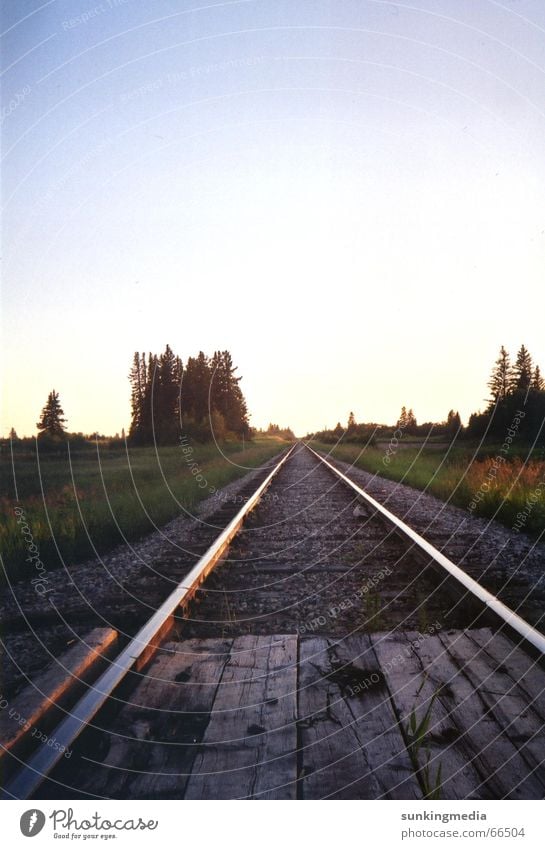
[310,440,545,536]
[1,437,290,584]
[405,688,443,800]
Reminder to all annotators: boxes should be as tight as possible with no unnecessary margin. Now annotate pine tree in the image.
[210,351,230,426]
[157,344,182,443]
[446,409,462,435]
[128,352,146,441]
[9,427,18,440]
[220,351,249,436]
[513,344,533,394]
[406,408,417,430]
[397,406,408,428]
[182,352,211,427]
[143,353,159,442]
[532,365,544,391]
[488,345,512,404]
[37,390,67,439]
[128,346,250,443]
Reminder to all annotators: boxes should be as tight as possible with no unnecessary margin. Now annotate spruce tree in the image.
[513,344,533,393]
[128,346,250,443]
[157,344,182,443]
[406,409,417,430]
[37,390,67,439]
[446,409,462,436]
[128,352,146,441]
[222,350,249,436]
[487,345,512,404]
[532,365,544,391]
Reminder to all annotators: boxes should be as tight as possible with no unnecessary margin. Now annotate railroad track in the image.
[2,442,545,800]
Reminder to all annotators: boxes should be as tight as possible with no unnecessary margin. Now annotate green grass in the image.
[310,440,545,536]
[1,437,290,584]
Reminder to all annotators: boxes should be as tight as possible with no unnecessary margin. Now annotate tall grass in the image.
[1,438,289,584]
[311,442,545,536]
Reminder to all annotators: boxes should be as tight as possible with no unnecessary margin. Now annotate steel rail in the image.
[305,442,545,658]
[3,443,296,800]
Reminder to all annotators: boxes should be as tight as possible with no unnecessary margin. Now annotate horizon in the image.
[2,1,545,438]
[2,338,542,439]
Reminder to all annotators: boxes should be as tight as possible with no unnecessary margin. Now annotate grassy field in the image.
[1,437,290,584]
[310,440,545,536]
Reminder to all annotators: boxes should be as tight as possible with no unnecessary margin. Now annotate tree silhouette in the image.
[37,390,67,439]
[513,345,533,394]
[406,408,417,431]
[397,406,408,428]
[128,347,250,443]
[128,352,146,441]
[488,345,512,404]
[532,365,544,391]
[157,344,182,443]
[468,345,545,443]
[446,409,461,436]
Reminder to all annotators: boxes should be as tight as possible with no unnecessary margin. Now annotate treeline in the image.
[129,346,250,444]
[3,347,251,452]
[3,390,127,453]
[311,407,461,444]
[254,423,295,440]
[467,344,545,442]
[311,344,545,447]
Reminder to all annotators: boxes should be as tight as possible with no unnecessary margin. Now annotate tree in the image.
[36,390,67,439]
[128,352,146,442]
[347,411,356,431]
[156,344,182,443]
[209,351,249,437]
[532,365,544,391]
[129,346,250,444]
[406,408,417,431]
[467,346,545,445]
[446,409,462,436]
[488,345,512,405]
[9,427,18,440]
[513,344,533,394]
[182,351,211,430]
[396,406,408,429]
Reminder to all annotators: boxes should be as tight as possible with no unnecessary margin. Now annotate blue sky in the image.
[2,0,545,435]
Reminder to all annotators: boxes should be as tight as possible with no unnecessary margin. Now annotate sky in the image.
[1,0,545,437]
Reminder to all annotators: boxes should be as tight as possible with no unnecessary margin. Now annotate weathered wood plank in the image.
[183,634,298,799]
[372,630,487,799]
[467,628,545,722]
[53,638,233,798]
[298,636,420,799]
[39,627,545,801]
[413,631,545,799]
[0,628,117,767]
[439,629,545,794]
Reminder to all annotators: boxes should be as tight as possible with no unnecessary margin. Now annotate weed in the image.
[404,680,444,799]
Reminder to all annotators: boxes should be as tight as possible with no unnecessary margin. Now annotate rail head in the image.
[2,443,296,801]
[305,442,545,659]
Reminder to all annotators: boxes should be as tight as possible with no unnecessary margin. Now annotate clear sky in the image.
[2,0,544,437]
